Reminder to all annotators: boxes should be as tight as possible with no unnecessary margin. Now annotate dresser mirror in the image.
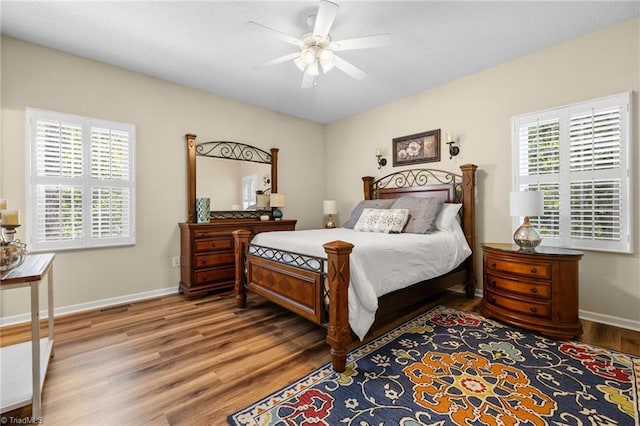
[185,133,278,223]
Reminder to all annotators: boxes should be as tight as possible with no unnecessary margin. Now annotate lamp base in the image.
[513,217,541,252]
[272,208,283,221]
[325,214,336,229]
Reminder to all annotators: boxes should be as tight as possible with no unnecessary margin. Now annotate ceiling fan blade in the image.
[301,71,315,89]
[330,33,391,51]
[246,21,303,47]
[313,0,339,39]
[257,52,300,68]
[332,55,367,80]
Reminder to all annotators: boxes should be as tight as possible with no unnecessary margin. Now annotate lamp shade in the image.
[510,191,544,217]
[270,193,286,208]
[323,200,338,215]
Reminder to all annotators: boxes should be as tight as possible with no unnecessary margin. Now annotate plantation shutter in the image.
[512,93,631,253]
[515,114,561,239]
[90,127,132,240]
[567,104,623,250]
[27,108,136,251]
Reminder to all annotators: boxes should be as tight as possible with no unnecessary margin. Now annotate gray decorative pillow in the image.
[343,199,396,229]
[390,197,444,234]
[353,208,410,233]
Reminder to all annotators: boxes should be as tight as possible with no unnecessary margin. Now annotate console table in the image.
[0,253,55,417]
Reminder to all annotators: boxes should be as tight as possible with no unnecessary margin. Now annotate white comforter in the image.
[250,224,471,340]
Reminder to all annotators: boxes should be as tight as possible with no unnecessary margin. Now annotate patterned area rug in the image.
[228,305,640,425]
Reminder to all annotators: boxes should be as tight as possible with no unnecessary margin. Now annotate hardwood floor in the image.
[1,290,639,425]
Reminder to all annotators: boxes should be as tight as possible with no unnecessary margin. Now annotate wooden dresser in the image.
[179,219,296,298]
[481,243,583,339]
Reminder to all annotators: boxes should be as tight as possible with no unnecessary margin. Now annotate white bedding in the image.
[250,222,471,340]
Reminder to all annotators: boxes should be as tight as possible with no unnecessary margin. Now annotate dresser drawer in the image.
[257,224,295,233]
[195,252,235,268]
[194,237,233,252]
[485,274,551,299]
[485,290,551,319]
[194,229,235,239]
[195,266,235,285]
[485,255,551,280]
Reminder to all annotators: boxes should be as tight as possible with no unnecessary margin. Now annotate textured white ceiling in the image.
[2,1,639,123]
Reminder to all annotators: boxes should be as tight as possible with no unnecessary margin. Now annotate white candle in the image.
[0,209,20,225]
[0,199,7,210]
[375,148,382,156]
[447,133,455,143]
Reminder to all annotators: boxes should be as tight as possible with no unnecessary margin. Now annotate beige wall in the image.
[0,36,325,317]
[325,18,640,327]
[2,17,639,328]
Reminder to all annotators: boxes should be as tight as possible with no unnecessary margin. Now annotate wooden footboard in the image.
[233,230,353,371]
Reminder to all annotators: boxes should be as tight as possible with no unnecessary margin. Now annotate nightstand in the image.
[481,243,583,339]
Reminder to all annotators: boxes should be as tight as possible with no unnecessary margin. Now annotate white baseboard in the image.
[579,309,640,332]
[458,286,640,333]
[0,286,180,327]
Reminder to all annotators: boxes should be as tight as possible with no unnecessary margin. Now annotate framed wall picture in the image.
[392,129,441,166]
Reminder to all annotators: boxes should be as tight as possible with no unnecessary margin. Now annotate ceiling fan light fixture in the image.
[251,0,391,87]
[294,56,306,71]
[319,48,334,73]
[301,47,316,65]
[306,60,320,76]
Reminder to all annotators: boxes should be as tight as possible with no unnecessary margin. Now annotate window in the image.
[26,108,136,251]
[512,92,632,253]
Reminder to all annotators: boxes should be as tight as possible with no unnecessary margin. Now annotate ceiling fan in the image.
[248,0,391,88]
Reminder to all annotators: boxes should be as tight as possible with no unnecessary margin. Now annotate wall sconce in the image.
[375,148,387,169]
[446,133,460,159]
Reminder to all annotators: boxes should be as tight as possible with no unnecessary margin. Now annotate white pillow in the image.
[435,203,462,232]
[354,208,410,233]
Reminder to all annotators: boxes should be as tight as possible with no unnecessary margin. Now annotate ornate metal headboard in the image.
[363,169,464,203]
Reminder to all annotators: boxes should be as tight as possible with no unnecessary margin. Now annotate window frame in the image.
[511,92,632,254]
[26,107,136,252]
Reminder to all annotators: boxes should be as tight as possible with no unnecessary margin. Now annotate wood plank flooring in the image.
[1,290,639,425]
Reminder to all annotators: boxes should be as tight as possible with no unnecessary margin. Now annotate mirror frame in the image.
[185,133,278,223]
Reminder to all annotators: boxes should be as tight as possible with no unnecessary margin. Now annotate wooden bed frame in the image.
[233,164,477,372]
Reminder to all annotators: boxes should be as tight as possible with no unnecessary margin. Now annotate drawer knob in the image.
[531,267,537,274]
[530,307,538,313]
[490,262,496,268]
[530,288,537,293]
[491,279,496,285]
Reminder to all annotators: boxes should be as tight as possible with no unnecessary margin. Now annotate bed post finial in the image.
[460,164,477,298]
[362,176,375,200]
[323,240,354,372]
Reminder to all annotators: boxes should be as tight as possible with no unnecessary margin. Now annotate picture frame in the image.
[392,129,441,166]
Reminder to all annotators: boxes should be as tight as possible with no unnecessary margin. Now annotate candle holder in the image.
[1,224,28,272]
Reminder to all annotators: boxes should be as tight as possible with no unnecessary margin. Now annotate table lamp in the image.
[270,193,286,220]
[323,200,338,228]
[510,191,544,251]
